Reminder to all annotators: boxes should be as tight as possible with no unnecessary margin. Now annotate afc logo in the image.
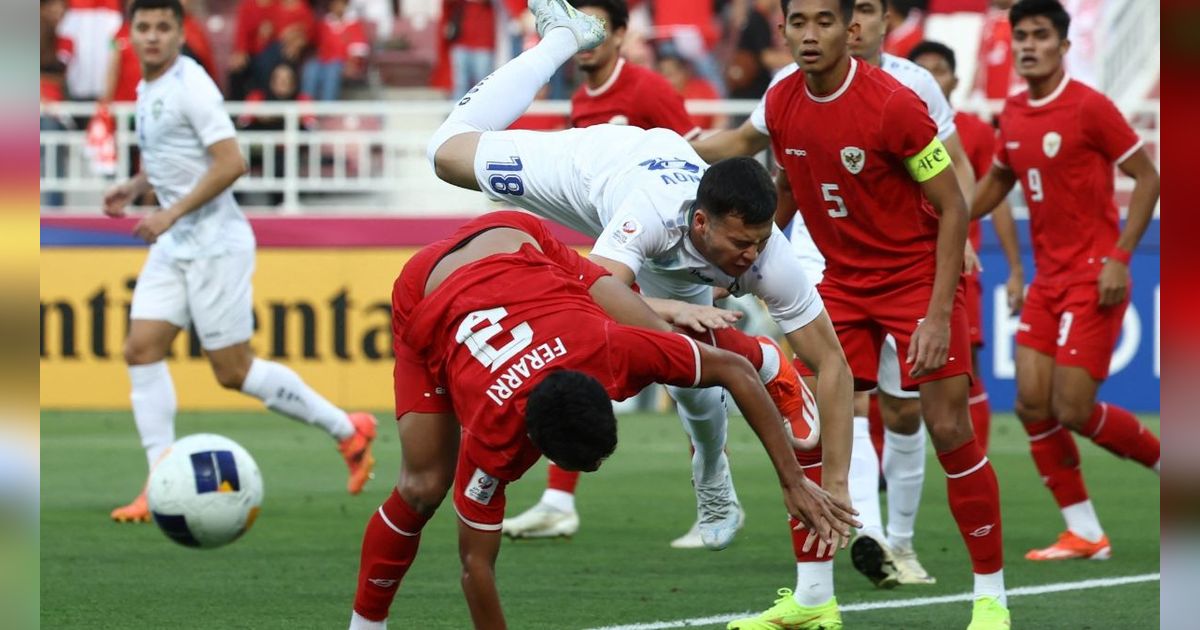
[465,467,499,505]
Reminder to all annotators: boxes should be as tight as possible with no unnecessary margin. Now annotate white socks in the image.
[1062,500,1105,543]
[541,488,576,513]
[241,358,355,440]
[974,569,1007,607]
[671,385,729,485]
[427,27,579,164]
[349,611,387,630]
[757,340,781,383]
[128,361,177,471]
[883,425,926,551]
[848,416,884,539]
[793,561,835,607]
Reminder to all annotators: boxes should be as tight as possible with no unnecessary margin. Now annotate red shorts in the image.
[811,277,973,391]
[1015,280,1128,381]
[965,272,984,347]
[392,240,454,419]
[451,433,515,532]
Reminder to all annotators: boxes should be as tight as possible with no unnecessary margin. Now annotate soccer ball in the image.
[147,433,264,549]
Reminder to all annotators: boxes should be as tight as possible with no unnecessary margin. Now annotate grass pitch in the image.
[41,410,1160,629]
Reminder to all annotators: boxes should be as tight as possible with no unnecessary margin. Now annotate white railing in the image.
[1098,0,1161,112]
[39,98,1159,215]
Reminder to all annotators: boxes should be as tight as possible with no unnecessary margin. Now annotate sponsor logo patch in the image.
[610,217,643,246]
[465,467,499,505]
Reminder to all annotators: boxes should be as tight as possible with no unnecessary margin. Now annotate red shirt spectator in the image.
[41,0,74,102]
[974,4,1022,100]
[314,10,369,65]
[451,0,496,51]
[272,0,317,48]
[233,0,277,58]
[657,54,724,131]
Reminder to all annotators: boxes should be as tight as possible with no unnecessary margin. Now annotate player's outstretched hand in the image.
[907,315,950,377]
[669,302,742,333]
[1097,259,1130,307]
[102,182,134,218]
[787,476,859,558]
[1006,269,1025,315]
[132,209,179,244]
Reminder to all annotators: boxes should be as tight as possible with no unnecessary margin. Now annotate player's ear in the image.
[1059,37,1071,56]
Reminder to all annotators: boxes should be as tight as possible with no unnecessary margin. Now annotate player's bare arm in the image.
[773,170,796,230]
[690,119,771,163]
[457,521,506,630]
[1097,148,1160,307]
[103,172,151,217]
[910,166,969,377]
[992,200,1025,314]
[695,342,859,551]
[945,132,982,274]
[969,165,1018,221]
[588,253,741,332]
[132,138,248,244]
[782,310,854,528]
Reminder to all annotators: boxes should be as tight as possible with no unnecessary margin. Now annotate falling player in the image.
[103,0,376,523]
[502,0,713,546]
[426,0,859,554]
[347,211,859,629]
[971,0,1160,562]
[726,0,1009,627]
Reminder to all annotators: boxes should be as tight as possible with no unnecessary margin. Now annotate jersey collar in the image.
[1027,72,1071,107]
[585,57,626,97]
[805,56,858,103]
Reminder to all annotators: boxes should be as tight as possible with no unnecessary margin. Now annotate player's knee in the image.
[397,475,451,516]
[1014,396,1050,423]
[123,337,162,366]
[925,418,972,452]
[213,363,249,390]
[1051,397,1092,432]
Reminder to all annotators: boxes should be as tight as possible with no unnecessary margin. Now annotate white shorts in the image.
[788,215,827,286]
[130,247,255,350]
[876,334,921,399]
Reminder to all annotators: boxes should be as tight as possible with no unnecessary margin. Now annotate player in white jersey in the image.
[104,0,378,524]
[691,0,979,588]
[424,0,858,553]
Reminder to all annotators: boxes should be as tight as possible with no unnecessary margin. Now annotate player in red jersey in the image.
[348,211,858,630]
[567,0,700,138]
[728,1,1009,628]
[910,39,1026,454]
[971,0,1160,563]
[503,0,709,547]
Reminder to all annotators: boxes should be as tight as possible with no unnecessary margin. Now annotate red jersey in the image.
[233,0,275,57]
[679,76,721,131]
[570,58,701,139]
[883,12,925,59]
[994,76,1142,286]
[450,0,496,50]
[955,110,997,250]
[974,7,1022,100]
[395,213,701,481]
[272,0,317,45]
[314,14,369,63]
[766,57,944,288]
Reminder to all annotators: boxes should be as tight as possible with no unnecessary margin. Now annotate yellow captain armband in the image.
[904,137,951,182]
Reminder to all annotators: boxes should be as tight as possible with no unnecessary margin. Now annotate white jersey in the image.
[136,56,254,259]
[751,55,958,279]
[473,125,824,333]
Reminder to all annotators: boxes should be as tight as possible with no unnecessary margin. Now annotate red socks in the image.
[789,449,825,561]
[937,439,1004,574]
[1023,419,1090,508]
[1081,402,1160,469]
[546,463,581,493]
[968,377,992,453]
[683,326,764,371]
[353,489,432,621]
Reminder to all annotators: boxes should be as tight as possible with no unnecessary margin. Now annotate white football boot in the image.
[501,501,580,539]
[528,0,607,51]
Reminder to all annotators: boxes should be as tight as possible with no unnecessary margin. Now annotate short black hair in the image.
[780,0,858,23]
[696,157,777,225]
[570,0,629,31]
[128,0,184,24]
[1009,0,1070,40]
[526,370,617,472]
[908,40,957,73]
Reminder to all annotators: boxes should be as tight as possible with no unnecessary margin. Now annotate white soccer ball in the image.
[147,433,264,549]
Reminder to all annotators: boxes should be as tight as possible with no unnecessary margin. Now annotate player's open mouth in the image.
[1019,55,1038,66]
[800,50,821,62]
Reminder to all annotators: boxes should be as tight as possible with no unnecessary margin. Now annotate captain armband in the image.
[904,137,951,183]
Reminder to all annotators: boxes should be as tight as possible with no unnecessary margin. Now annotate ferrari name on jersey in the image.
[484,337,569,406]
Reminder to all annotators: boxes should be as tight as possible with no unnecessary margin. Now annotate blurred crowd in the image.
[41,0,1080,110]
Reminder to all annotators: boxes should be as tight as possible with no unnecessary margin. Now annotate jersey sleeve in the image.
[743,227,825,333]
[605,323,701,399]
[645,77,702,139]
[588,195,676,278]
[912,70,958,141]
[992,110,1012,170]
[1082,91,1142,164]
[181,67,236,147]
[881,88,947,182]
[751,63,799,135]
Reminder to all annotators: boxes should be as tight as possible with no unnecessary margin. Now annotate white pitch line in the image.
[581,572,1160,630]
